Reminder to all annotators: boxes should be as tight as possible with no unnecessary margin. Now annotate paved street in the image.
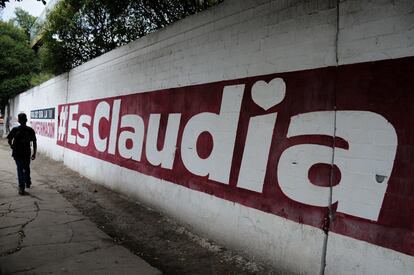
[0,140,160,274]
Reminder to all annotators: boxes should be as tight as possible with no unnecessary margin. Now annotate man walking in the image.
[7,113,37,195]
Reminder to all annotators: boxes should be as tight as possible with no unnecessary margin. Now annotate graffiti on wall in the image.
[56,57,414,256]
[30,108,55,138]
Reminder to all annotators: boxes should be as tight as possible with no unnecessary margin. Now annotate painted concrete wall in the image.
[6,0,414,274]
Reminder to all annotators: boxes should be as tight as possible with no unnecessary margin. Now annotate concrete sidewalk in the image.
[0,141,160,274]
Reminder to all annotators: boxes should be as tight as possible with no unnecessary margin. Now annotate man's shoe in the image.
[18,187,25,195]
[26,182,31,189]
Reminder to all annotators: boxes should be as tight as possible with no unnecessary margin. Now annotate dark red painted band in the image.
[56,56,414,257]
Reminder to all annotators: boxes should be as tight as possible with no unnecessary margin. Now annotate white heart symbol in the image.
[251,78,286,111]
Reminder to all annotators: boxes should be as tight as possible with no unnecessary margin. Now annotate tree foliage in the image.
[0,0,222,111]
[10,7,37,38]
[0,20,39,110]
[43,0,222,74]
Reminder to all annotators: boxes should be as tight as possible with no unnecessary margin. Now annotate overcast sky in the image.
[1,0,45,21]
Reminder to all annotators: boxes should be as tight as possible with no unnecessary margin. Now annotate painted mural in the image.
[56,56,414,257]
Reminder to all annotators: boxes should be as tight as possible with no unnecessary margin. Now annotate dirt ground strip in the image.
[1,140,279,275]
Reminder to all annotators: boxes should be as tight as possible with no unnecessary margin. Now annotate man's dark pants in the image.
[14,157,31,189]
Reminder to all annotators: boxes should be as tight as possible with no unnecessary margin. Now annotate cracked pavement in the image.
[0,141,160,275]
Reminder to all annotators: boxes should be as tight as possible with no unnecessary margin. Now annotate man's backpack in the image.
[12,126,32,152]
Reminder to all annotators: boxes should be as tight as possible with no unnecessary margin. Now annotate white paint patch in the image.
[326,232,414,275]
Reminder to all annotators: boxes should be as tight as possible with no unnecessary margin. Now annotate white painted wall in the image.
[327,1,414,273]
[7,0,414,274]
[8,74,68,160]
[338,0,414,65]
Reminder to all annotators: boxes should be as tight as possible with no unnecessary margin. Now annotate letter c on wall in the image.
[93,101,110,152]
